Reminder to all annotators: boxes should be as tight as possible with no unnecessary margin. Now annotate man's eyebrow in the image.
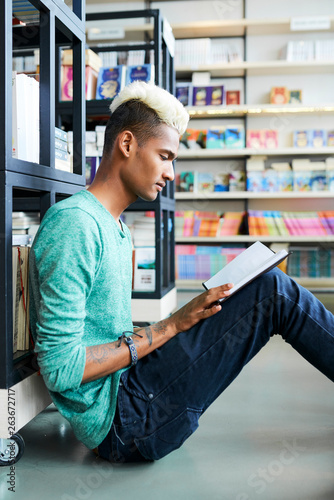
[160,149,178,160]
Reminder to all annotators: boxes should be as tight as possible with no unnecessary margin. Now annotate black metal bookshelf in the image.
[0,0,86,390]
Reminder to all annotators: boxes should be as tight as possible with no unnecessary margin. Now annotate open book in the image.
[202,241,291,302]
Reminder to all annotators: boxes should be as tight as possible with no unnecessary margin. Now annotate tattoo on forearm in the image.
[86,344,117,365]
[152,320,168,336]
[144,327,153,346]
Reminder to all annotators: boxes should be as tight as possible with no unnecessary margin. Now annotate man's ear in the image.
[118,130,135,158]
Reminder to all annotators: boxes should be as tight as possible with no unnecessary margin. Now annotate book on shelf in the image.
[125,64,155,85]
[12,245,31,353]
[195,172,215,193]
[132,247,156,292]
[287,246,334,279]
[12,0,39,24]
[61,49,102,101]
[125,213,156,248]
[174,38,243,66]
[202,241,290,302]
[12,72,39,163]
[218,212,244,236]
[95,65,126,100]
[85,157,99,186]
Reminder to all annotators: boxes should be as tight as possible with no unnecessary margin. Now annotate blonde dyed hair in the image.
[109,81,189,136]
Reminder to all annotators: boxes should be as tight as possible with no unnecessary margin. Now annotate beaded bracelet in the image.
[117,331,143,366]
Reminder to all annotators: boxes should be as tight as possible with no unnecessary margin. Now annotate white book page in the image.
[203,241,289,300]
[204,241,274,289]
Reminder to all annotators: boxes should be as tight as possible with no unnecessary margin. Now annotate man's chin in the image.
[138,192,158,202]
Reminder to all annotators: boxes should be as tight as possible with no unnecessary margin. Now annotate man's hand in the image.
[168,283,233,334]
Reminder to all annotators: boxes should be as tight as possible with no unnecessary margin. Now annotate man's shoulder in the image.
[44,190,99,224]
[36,191,102,244]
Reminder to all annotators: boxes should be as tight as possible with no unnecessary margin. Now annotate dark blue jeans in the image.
[98,269,334,463]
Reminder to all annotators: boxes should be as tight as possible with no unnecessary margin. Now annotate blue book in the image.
[96,66,126,100]
[125,64,155,85]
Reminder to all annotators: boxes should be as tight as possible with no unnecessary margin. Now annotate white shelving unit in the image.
[173,6,334,292]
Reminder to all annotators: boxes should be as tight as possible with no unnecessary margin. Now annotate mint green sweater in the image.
[29,190,133,449]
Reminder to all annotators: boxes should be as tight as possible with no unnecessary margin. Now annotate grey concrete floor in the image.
[1,291,333,500]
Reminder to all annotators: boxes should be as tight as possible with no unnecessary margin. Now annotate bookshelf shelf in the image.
[176,60,334,79]
[178,147,334,159]
[176,236,334,244]
[175,191,334,201]
[186,104,334,118]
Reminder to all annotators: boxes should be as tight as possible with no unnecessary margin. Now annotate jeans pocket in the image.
[134,408,202,461]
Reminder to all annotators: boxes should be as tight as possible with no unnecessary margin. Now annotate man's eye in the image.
[160,155,168,161]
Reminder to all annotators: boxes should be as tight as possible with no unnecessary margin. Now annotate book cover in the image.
[263,168,278,192]
[293,130,312,148]
[176,84,192,106]
[195,172,215,193]
[263,130,278,149]
[327,130,334,147]
[133,247,156,291]
[96,66,126,100]
[55,127,67,142]
[225,126,245,149]
[218,212,244,236]
[126,64,155,85]
[206,129,224,149]
[214,172,230,192]
[246,130,264,149]
[270,87,289,104]
[202,241,290,302]
[310,130,326,148]
[85,157,98,186]
[247,170,264,192]
[178,171,195,192]
[210,86,224,105]
[289,90,302,104]
[226,90,240,105]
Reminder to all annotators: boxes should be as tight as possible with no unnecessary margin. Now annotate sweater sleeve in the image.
[29,208,102,393]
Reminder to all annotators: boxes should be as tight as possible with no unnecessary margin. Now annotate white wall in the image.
[246,0,334,18]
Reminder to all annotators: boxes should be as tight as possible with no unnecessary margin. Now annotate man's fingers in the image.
[206,283,234,303]
[202,302,222,318]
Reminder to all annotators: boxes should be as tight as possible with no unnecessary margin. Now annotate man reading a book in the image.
[29,81,334,463]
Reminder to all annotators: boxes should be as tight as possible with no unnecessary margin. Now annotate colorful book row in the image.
[175,171,246,193]
[175,211,246,238]
[176,244,334,281]
[248,211,334,237]
[287,247,334,278]
[175,245,244,281]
